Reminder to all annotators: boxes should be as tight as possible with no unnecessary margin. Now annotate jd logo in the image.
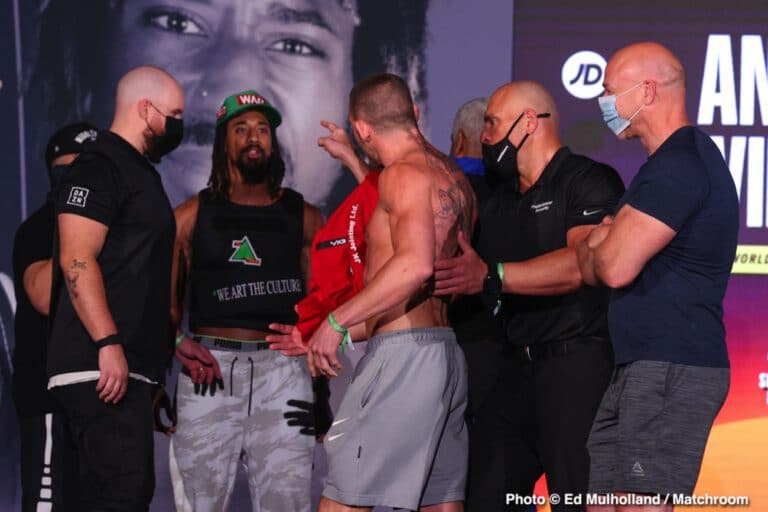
[561,50,607,99]
[229,236,262,266]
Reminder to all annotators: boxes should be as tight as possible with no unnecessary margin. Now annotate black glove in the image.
[283,376,334,440]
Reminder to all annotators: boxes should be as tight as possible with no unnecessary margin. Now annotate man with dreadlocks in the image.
[168,90,323,511]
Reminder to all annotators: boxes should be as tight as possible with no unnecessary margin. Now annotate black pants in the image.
[52,380,155,512]
[457,338,503,426]
[466,338,613,512]
[19,412,77,511]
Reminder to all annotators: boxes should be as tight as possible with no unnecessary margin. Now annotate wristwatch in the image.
[481,262,503,311]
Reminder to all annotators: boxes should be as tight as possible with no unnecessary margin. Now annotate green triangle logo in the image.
[229,236,262,266]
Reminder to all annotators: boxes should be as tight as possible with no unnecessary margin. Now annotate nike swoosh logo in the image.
[326,433,346,442]
[583,208,602,216]
[331,417,349,427]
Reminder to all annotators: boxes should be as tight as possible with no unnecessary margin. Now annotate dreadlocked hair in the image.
[207,122,286,201]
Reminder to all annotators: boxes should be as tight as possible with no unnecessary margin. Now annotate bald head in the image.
[489,81,559,124]
[606,42,685,91]
[349,73,417,131]
[480,81,562,184]
[110,65,184,159]
[115,65,183,114]
[603,42,689,150]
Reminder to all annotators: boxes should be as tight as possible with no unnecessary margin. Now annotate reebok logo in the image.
[66,187,90,207]
[229,236,262,266]
[631,461,645,476]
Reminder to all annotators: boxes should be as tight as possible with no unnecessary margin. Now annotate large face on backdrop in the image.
[103,0,357,207]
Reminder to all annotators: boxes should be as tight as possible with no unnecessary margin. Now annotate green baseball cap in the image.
[215,90,282,128]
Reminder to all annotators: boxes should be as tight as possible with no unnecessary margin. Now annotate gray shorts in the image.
[587,360,729,496]
[323,327,468,511]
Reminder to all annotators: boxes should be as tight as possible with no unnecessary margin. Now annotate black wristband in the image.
[480,261,503,309]
[94,334,122,350]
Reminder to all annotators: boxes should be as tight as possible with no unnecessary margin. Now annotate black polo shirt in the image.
[476,147,625,346]
[47,131,175,383]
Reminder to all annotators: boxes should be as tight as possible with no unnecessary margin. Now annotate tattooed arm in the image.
[58,213,127,403]
[58,213,117,339]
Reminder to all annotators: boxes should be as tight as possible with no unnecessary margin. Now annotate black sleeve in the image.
[55,154,120,227]
[12,207,55,287]
[565,160,627,230]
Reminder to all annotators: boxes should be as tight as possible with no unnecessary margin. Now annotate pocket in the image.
[360,356,386,409]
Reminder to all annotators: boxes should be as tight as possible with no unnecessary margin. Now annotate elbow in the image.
[415,263,434,284]
[31,296,50,316]
[563,270,584,293]
[598,263,635,289]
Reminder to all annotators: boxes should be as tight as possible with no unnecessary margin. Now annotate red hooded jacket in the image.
[296,171,380,338]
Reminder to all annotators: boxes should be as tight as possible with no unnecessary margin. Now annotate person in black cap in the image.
[168,89,322,512]
[47,65,184,510]
[12,121,96,512]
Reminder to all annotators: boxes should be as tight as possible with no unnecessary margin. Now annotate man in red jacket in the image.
[267,120,378,352]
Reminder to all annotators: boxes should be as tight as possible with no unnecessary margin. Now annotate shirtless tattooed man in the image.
[307,73,476,512]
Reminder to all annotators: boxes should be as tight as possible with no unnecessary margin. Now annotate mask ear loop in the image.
[145,102,161,137]
[624,82,647,122]
[515,112,552,150]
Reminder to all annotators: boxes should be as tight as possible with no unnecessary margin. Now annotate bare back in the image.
[364,139,476,335]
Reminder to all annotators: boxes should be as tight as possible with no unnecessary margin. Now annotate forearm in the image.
[170,246,189,336]
[501,247,583,295]
[576,242,600,287]
[60,255,117,341]
[349,322,367,342]
[23,260,53,314]
[331,253,431,328]
[346,157,370,185]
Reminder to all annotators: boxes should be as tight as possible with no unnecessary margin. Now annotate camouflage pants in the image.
[170,349,314,511]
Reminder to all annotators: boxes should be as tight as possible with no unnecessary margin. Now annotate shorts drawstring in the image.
[247,357,255,416]
[229,357,238,396]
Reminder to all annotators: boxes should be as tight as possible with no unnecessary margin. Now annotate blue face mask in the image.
[598,82,644,136]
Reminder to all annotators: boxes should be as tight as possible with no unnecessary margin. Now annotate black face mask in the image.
[481,112,550,180]
[48,164,70,191]
[146,104,184,163]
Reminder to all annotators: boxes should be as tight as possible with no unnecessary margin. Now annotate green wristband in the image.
[328,313,354,353]
[175,332,185,348]
[494,262,505,316]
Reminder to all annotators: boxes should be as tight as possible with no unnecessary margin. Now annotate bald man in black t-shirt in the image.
[47,66,184,510]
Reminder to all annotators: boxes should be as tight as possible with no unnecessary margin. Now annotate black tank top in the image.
[189,188,305,332]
